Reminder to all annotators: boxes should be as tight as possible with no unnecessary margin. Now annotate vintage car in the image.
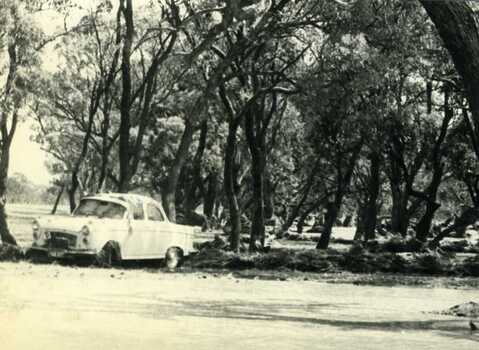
[28,193,196,268]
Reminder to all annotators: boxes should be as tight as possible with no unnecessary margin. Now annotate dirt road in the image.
[0,262,478,350]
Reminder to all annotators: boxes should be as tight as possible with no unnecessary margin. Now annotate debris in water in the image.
[439,301,479,318]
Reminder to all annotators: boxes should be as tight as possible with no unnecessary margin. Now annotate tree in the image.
[0,1,50,244]
[420,1,479,163]
[33,7,123,211]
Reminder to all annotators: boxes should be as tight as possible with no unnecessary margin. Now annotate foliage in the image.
[1,0,473,252]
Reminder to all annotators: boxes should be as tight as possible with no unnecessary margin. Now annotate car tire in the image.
[165,247,183,270]
[96,242,119,268]
[25,249,50,264]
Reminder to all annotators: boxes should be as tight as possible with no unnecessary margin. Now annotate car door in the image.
[145,202,172,257]
[121,201,156,259]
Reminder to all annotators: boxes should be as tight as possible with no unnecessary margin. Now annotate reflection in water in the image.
[15,290,476,344]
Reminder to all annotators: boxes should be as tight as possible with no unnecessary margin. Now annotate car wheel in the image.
[25,249,50,264]
[96,242,119,268]
[165,247,183,270]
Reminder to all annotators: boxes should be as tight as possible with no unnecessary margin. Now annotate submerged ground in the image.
[1,204,478,349]
[0,261,478,350]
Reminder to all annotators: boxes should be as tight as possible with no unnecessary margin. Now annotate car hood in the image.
[36,215,102,232]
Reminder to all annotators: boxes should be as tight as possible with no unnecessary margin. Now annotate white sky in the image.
[9,0,155,186]
[10,121,52,185]
[9,1,96,186]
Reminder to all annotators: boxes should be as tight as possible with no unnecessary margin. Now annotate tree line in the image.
[1,0,479,252]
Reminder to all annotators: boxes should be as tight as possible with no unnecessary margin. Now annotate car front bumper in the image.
[28,246,97,260]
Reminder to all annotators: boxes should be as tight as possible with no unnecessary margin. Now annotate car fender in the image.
[85,221,129,253]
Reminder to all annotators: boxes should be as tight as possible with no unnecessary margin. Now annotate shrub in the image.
[410,253,452,275]
[459,255,479,277]
[379,237,424,253]
[289,249,332,272]
[0,244,24,261]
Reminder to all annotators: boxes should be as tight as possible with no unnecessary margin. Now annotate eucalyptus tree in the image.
[0,0,75,244]
[33,6,124,211]
[420,0,479,164]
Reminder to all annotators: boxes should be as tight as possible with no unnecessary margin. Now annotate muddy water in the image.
[0,262,477,350]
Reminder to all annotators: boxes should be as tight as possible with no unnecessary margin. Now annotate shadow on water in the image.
[161,300,479,343]
[48,291,479,344]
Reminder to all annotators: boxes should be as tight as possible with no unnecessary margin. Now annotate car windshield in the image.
[73,199,126,219]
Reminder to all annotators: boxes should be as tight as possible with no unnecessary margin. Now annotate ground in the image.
[1,204,478,349]
[1,262,478,350]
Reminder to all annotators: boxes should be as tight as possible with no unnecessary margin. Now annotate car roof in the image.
[84,193,159,206]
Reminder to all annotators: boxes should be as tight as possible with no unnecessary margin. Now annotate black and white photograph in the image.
[0,0,479,349]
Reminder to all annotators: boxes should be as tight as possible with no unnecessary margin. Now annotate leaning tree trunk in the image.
[415,85,453,241]
[163,119,196,222]
[316,199,340,249]
[416,202,441,241]
[51,183,65,215]
[280,160,319,234]
[421,1,479,161]
[317,144,362,249]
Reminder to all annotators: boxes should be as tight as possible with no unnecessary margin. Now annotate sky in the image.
[8,1,94,187]
[8,0,153,186]
[10,121,52,186]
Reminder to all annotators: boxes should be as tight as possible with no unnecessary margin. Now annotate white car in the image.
[28,193,196,268]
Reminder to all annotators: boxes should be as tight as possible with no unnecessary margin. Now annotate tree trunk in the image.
[316,200,340,249]
[0,155,16,245]
[297,199,324,234]
[390,181,409,236]
[280,160,319,234]
[317,143,362,249]
[68,173,79,213]
[421,1,479,161]
[0,42,19,245]
[264,175,274,220]
[51,184,65,215]
[204,172,218,219]
[354,205,366,241]
[118,0,134,193]
[224,117,242,252]
[163,119,196,222]
[296,211,309,234]
[244,107,265,250]
[415,85,452,241]
[416,202,441,241]
[183,120,208,216]
[357,152,381,241]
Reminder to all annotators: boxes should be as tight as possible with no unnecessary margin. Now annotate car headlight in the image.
[32,220,40,239]
[80,226,90,236]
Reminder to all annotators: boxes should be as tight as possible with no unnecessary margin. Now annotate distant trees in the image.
[7,173,59,205]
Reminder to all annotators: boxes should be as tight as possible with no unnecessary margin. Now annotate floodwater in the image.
[0,262,477,350]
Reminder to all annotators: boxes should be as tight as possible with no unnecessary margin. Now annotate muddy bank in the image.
[186,246,479,278]
[2,242,479,287]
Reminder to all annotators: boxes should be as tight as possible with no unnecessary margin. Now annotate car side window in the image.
[130,202,144,220]
[147,204,164,222]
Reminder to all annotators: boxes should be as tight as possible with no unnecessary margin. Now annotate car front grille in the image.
[48,232,77,249]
